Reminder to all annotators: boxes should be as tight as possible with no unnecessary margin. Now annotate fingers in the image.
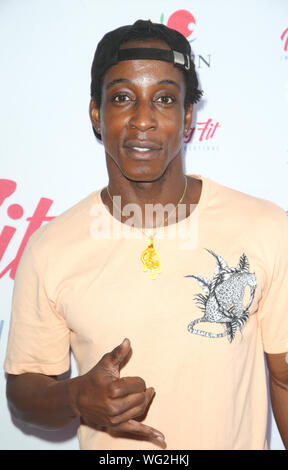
[107,376,146,398]
[100,339,131,375]
[107,387,155,425]
[110,338,131,366]
[107,419,167,449]
[91,340,164,447]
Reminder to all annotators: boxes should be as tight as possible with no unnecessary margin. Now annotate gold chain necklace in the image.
[106,176,188,279]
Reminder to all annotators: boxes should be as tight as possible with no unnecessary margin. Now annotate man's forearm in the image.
[6,373,82,430]
[269,375,288,449]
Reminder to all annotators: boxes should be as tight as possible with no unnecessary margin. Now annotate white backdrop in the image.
[0,0,287,450]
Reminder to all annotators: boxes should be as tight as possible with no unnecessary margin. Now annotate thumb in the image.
[101,338,131,374]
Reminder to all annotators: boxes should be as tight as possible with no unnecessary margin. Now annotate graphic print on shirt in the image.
[186,249,257,343]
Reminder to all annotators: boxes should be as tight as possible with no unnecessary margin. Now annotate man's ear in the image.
[184,103,193,135]
[89,98,101,134]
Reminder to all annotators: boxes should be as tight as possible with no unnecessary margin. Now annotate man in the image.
[4,20,288,450]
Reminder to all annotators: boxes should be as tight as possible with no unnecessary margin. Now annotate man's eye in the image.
[155,95,176,105]
[111,94,130,103]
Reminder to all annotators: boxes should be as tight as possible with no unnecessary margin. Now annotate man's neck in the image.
[101,168,202,229]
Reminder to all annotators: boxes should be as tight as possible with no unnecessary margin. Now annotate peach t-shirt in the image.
[4,175,288,450]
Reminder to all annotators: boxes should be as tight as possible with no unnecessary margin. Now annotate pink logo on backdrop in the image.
[0,179,55,280]
[167,10,196,40]
[184,118,220,144]
[160,9,213,72]
[281,28,288,51]
[160,9,196,42]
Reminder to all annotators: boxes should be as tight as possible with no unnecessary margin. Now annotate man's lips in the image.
[123,140,162,159]
[124,140,162,150]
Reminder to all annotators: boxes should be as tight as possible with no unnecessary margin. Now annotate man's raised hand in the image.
[74,338,166,448]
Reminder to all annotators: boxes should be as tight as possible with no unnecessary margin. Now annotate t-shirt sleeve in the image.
[4,237,71,375]
[257,208,288,354]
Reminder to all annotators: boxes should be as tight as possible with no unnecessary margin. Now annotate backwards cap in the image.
[90,19,202,139]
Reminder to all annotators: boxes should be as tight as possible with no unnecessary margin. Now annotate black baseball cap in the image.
[90,19,202,139]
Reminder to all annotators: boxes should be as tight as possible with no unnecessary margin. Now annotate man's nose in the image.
[128,100,157,132]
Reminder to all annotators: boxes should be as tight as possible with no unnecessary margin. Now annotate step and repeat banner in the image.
[0,0,287,450]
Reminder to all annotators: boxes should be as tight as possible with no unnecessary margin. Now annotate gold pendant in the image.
[141,236,161,279]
